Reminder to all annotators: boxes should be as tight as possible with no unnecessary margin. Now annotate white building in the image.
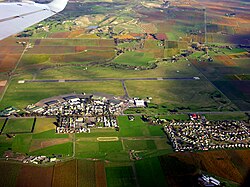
[134,100,145,107]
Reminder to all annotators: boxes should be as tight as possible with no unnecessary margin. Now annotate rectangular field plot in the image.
[95,161,107,187]
[0,135,13,156]
[0,162,22,187]
[159,155,197,187]
[123,140,156,151]
[148,125,165,136]
[75,141,100,158]
[118,116,150,137]
[33,118,56,134]
[113,51,155,67]
[12,134,32,153]
[75,128,119,138]
[135,157,167,187]
[75,141,128,161]
[32,129,68,139]
[32,38,114,47]
[16,165,54,187]
[52,160,77,187]
[154,140,173,150]
[2,118,34,134]
[99,141,123,153]
[30,142,73,157]
[106,166,136,187]
[0,54,22,73]
[29,138,71,152]
[77,160,96,187]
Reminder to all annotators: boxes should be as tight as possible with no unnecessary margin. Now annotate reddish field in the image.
[26,46,76,54]
[140,23,158,33]
[0,81,7,94]
[233,150,250,168]
[68,30,85,38]
[75,46,87,52]
[98,39,115,47]
[51,50,115,63]
[77,160,96,187]
[156,21,175,33]
[86,46,114,51]
[0,38,28,47]
[0,80,7,87]
[95,161,107,187]
[0,86,5,94]
[173,150,250,184]
[189,34,205,43]
[215,55,237,66]
[16,165,53,187]
[0,54,21,73]
[35,39,114,47]
[26,46,112,55]
[153,49,164,58]
[229,53,250,59]
[159,154,197,187]
[139,10,167,22]
[0,162,22,187]
[0,46,24,54]
[52,160,77,187]
[48,32,71,38]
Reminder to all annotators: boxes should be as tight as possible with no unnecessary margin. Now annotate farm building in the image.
[134,100,145,107]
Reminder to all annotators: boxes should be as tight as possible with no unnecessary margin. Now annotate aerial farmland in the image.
[0,0,250,186]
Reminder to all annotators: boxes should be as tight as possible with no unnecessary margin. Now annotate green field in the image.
[0,136,13,156]
[30,142,73,157]
[204,113,248,121]
[113,51,155,66]
[123,140,156,151]
[125,80,236,111]
[75,128,119,138]
[33,129,68,139]
[135,157,167,187]
[106,166,136,187]
[12,134,32,153]
[0,119,6,131]
[75,140,129,161]
[0,80,124,109]
[99,141,123,153]
[3,118,34,133]
[118,116,150,137]
[75,141,100,158]
[33,118,56,133]
[147,125,165,136]
[165,114,190,121]
[25,58,200,80]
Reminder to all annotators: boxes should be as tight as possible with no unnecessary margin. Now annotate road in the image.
[21,77,199,83]
[121,80,130,99]
[1,111,249,121]
[204,7,207,44]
